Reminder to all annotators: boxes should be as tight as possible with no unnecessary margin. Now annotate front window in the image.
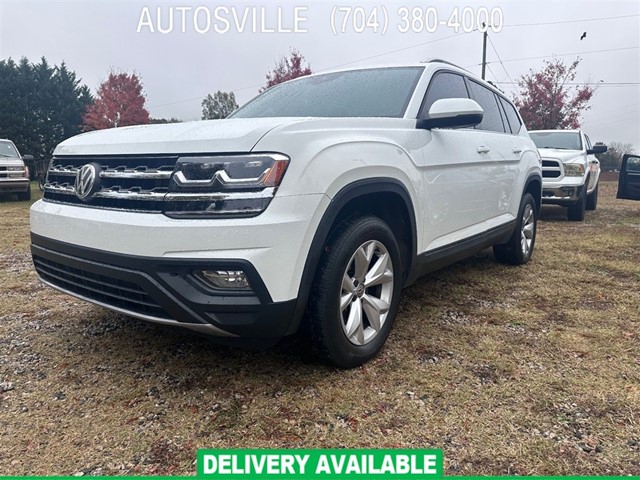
[529,132,583,151]
[231,67,424,119]
[0,141,20,158]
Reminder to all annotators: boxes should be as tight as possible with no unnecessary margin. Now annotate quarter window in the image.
[467,80,506,133]
[498,96,522,134]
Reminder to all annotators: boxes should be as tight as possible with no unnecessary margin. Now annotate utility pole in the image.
[481,23,488,80]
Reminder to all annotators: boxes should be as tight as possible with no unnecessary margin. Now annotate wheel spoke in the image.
[362,294,389,331]
[364,252,393,287]
[523,222,534,238]
[340,292,353,312]
[344,297,362,339]
[342,273,355,293]
[354,245,372,282]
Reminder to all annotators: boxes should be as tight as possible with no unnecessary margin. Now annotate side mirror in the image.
[22,154,34,161]
[417,98,484,130]
[587,144,607,155]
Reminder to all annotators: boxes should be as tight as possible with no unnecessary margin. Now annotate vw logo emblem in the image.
[75,163,101,201]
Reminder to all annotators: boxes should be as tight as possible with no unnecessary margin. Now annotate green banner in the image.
[197,449,443,479]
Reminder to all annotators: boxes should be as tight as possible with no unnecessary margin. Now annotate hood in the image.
[53,118,308,156]
[0,158,25,167]
[537,148,584,163]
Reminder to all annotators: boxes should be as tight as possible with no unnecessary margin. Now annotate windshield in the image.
[0,140,20,158]
[231,67,424,119]
[529,132,583,151]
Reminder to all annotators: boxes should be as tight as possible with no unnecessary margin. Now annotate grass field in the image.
[0,182,639,475]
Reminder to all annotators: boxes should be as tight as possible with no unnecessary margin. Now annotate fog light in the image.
[198,270,251,290]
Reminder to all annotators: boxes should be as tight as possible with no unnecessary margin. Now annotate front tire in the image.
[309,216,402,368]
[567,187,587,221]
[586,183,598,211]
[17,187,31,201]
[493,193,537,265]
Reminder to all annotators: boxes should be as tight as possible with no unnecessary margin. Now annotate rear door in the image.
[617,154,640,200]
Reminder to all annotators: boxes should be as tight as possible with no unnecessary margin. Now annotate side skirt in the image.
[405,221,517,286]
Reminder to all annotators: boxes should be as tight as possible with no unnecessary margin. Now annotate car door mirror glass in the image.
[587,144,607,155]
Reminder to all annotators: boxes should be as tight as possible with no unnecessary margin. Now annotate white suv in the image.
[529,130,606,221]
[30,61,542,368]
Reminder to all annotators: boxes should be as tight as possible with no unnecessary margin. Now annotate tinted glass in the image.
[627,157,640,173]
[420,72,468,118]
[585,135,592,149]
[0,141,19,158]
[231,67,423,119]
[467,81,506,132]
[498,96,522,134]
[529,132,583,150]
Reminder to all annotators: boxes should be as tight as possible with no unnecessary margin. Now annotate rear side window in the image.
[467,80,506,133]
[498,96,522,134]
[419,72,468,118]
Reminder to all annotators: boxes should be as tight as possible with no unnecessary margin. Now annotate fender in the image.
[523,171,543,214]
[284,178,418,335]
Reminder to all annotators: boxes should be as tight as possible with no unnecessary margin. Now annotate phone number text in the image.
[330,6,503,35]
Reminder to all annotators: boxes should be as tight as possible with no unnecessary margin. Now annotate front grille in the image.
[0,166,26,179]
[33,254,171,320]
[542,158,562,179]
[43,155,178,212]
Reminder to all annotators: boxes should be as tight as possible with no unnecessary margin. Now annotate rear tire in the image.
[493,193,537,265]
[586,183,598,211]
[309,216,402,368]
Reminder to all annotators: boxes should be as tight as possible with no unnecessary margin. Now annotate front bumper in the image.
[542,179,586,206]
[31,234,296,343]
[0,178,29,193]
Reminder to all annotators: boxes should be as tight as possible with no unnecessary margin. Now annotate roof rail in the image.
[421,58,471,73]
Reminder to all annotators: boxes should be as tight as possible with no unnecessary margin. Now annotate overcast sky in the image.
[1,0,639,148]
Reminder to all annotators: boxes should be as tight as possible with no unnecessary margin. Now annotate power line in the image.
[499,82,640,85]
[504,13,640,28]
[466,46,639,67]
[487,35,516,86]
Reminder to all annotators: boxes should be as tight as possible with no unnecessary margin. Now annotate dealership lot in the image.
[0,181,638,475]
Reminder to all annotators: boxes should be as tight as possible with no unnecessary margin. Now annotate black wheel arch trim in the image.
[285,178,418,335]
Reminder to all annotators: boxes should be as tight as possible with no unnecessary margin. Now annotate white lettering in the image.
[136,7,154,33]
[316,455,331,474]
[193,6,211,34]
[213,6,230,34]
[202,455,217,474]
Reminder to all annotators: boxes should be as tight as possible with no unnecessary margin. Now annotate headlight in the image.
[164,153,289,218]
[563,163,585,177]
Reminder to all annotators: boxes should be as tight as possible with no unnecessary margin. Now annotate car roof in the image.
[290,61,506,98]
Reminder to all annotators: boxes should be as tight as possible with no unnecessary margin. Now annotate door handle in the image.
[513,147,523,154]
[477,146,490,154]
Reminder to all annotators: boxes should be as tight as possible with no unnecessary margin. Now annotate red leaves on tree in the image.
[83,71,150,130]
[260,49,312,92]
[513,58,594,130]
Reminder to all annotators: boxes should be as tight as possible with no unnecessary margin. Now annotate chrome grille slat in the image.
[44,155,179,212]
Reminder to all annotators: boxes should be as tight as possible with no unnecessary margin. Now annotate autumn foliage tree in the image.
[260,49,312,92]
[83,71,150,130]
[513,58,594,130]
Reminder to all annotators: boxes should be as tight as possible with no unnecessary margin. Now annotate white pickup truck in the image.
[0,139,32,201]
[529,129,607,221]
